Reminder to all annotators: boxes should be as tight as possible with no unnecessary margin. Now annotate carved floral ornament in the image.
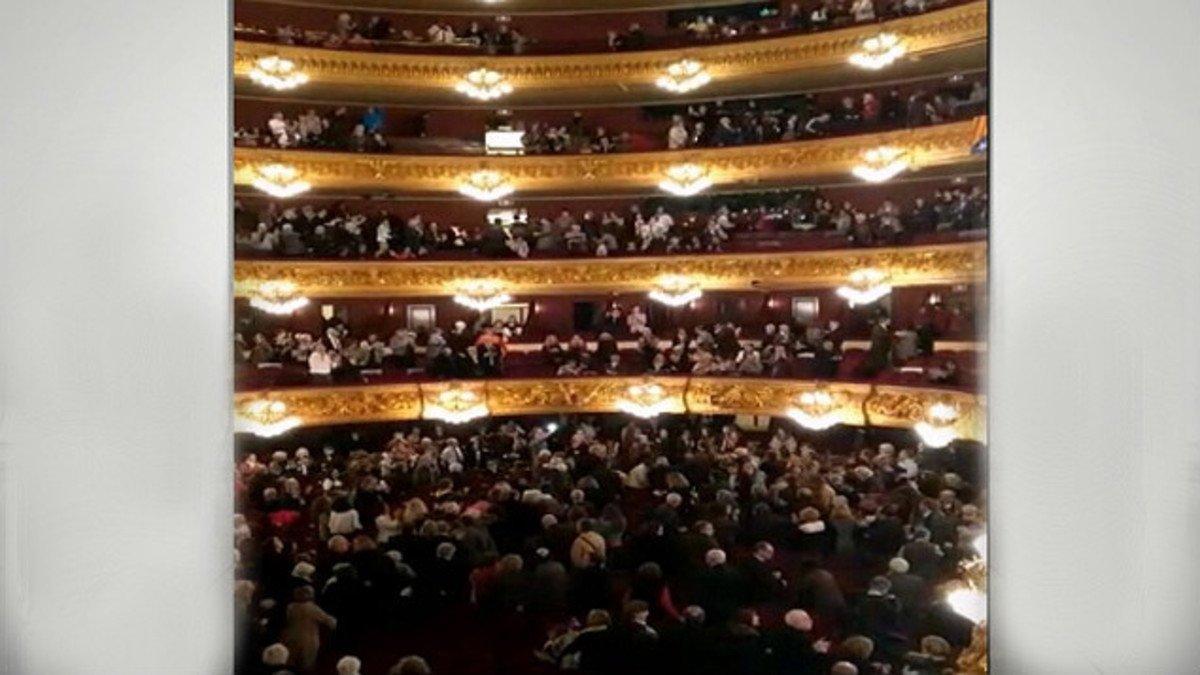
[233,118,984,196]
[234,377,986,441]
[231,1,986,93]
[233,241,986,299]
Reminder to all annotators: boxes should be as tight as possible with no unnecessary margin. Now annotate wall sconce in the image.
[785,386,841,431]
[848,32,907,70]
[452,280,513,312]
[835,268,892,307]
[251,163,312,198]
[648,275,702,307]
[249,280,310,315]
[423,387,489,424]
[851,146,911,183]
[454,68,514,101]
[658,163,713,197]
[914,400,960,448]
[235,399,302,437]
[248,55,309,90]
[457,170,516,201]
[655,59,712,94]
[615,381,675,419]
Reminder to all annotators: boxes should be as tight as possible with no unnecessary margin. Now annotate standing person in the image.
[281,586,337,672]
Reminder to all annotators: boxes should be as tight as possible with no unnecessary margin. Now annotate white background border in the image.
[2,0,1200,671]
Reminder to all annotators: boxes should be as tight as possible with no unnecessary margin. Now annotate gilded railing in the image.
[235,376,986,442]
[234,240,985,298]
[234,118,984,196]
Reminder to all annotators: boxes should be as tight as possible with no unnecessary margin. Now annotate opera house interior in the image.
[231,1,989,673]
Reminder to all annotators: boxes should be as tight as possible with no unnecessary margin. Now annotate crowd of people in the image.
[233,79,986,156]
[235,107,394,153]
[234,185,987,261]
[235,0,964,56]
[236,300,968,387]
[235,412,985,673]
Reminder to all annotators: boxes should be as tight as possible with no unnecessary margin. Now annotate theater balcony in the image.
[235,117,985,198]
[233,0,986,106]
[233,376,987,442]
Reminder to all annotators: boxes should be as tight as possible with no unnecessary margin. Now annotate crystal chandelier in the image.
[236,399,302,437]
[615,382,675,419]
[835,268,892,307]
[457,170,515,201]
[847,32,907,70]
[851,146,911,183]
[785,387,841,431]
[452,280,513,312]
[658,163,713,197]
[454,68,514,101]
[423,387,489,424]
[251,163,312,198]
[248,55,310,90]
[655,59,712,94]
[914,400,961,448]
[249,280,310,315]
[946,532,988,626]
[648,275,702,307]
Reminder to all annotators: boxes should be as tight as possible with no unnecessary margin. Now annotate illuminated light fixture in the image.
[615,382,675,419]
[454,68,514,101]
[249,280,310,315]
[946,585,987,625]
[452,279,513,312]
[236,399,302,437]
[914,400,960,448]
[946,529,988,626]
[851,145,911,183]
[848,32,907,70]
[657,163,713,197]
[423,387,489,425]
[648,275,702,307]
[655,59,712,94]
[785,387,841,431]
[457,170,515,202]
[835,268,892,307]
[248,55,310,90]
[251,163,312,198]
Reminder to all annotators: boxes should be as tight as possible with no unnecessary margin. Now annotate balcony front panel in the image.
[233,1,987,106]
[234,117,984,198]
[235,239,985,298]
[235,376,986,441]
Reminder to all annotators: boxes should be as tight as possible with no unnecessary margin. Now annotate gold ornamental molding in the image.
[234,119,984,197]
[235,377,986,442]
[234,240,986,298]
[252,0,786,15]
[233,2,986,106]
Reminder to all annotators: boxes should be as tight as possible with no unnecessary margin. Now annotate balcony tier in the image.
[233,1,986,106]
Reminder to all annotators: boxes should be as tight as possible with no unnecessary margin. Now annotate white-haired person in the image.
[261,643,291,674]
[336,655,362,675]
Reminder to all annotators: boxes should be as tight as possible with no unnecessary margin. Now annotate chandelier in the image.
[616,382,676,419]
[248,55,310,90]
[457,170,515,201]
[236,399,302,437]
[454,68,514,101]
[847,32,907,70]
[251,163,312,198]
[655,59,712,94]
[851,146,911,183]
[946,532,988,672]
[914,400,960,448]
[249,280,310,315]
[835,268,892,307]
[423,387,489,424]
[452,280,513,312]
[648,275,702,307]
[658,163,713,197]
[785,387,841,431]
